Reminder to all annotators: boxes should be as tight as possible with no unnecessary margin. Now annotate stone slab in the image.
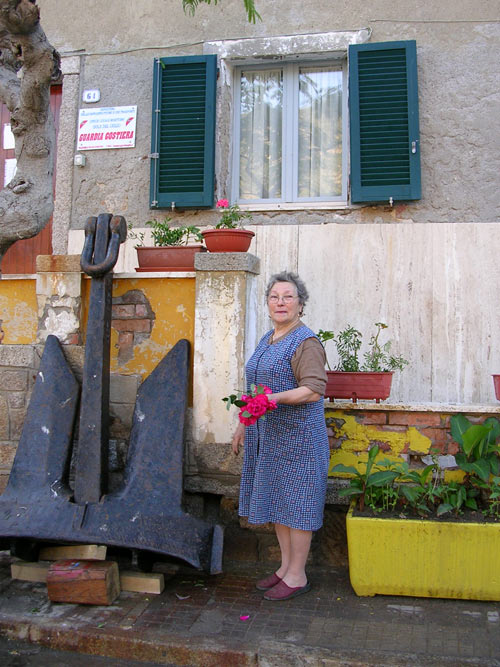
[36,255,82,273]
[109,374,139,404]
[0,345,37,368]
[195,252,260,274]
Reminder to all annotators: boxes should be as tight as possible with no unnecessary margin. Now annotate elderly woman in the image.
[232,271,329,601]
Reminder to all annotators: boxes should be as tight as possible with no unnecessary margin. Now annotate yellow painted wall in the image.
[82,276,195,380]
[0,279,37,344]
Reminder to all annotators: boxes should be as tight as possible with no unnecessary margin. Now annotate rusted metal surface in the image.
[74,213,126,504]
[0,213,223,574]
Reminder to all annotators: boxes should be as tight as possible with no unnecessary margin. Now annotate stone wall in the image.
[0,346,39,493]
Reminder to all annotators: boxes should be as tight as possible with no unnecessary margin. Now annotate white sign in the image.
[77,106,137,150]
[82,89,101,103]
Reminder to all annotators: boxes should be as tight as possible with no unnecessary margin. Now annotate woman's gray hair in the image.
[265,271,309,311]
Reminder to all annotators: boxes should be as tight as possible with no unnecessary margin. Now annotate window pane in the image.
[239,70,282,200]
[298,67,342,198]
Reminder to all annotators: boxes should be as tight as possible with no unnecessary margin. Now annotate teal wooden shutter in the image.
[150,55,217,209]
[349,41,421,204]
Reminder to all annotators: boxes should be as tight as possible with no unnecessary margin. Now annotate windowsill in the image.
[238,202,358,212]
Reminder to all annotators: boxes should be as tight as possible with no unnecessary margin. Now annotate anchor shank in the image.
[74,214,115,504]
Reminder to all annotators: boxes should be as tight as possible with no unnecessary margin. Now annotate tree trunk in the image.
[0,0,60,274]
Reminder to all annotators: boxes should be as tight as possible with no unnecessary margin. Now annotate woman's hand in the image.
[231,423,245,455]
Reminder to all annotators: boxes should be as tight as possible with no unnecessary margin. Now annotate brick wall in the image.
[111,290,155,364]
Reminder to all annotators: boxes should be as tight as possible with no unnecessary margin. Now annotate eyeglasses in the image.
[268,295,298,304]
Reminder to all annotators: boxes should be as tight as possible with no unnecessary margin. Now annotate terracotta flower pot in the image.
[135,245,206,272]
[493,375,500,401]
[325,371,393,403]
[201,229,255,253]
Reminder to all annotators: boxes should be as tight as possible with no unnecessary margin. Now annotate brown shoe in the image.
[255,572,282,591]
[263,580,311,601]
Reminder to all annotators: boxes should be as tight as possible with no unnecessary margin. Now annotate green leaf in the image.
[366,470,399,487]
[338,486,364,497]
[182,0,262,24]
[437,503,453,516]
[404,471,422,483]
[401,485,421,503]
[330,464,359,476]
[465,498,478,510]
[455,454,474,473]
[420,465,435,484]
[365,445,379,477]
[489,456,500,476]
[470,459,490,483]
[484,417,500,444]
[457,485,466,505]
[450,414,471,447]
[462,424,491,456]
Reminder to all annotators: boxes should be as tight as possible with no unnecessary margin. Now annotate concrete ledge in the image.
[325,401,500,414]
[0,618,257,666]
[195,252,260,274]
[184,473,350,505]
[112,272,195,279]
[0,274,36,280]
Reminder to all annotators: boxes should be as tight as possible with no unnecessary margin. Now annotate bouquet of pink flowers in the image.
[223,383,277,426]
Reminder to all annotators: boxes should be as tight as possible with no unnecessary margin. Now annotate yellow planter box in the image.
[346,504,500,601]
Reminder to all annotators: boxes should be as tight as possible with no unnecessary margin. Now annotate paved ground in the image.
[0,551,499,666]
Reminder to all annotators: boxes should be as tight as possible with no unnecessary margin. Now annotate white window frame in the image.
[231,60,348,206]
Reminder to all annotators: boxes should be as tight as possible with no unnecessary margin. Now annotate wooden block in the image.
[47,560,120,605]
[11,561,49,583]
[120,571,165,594]
[39,544,107,561]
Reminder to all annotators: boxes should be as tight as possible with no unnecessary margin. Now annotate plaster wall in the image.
[30,0,500,406]
[35,0,499,229]
[0,279,37,344]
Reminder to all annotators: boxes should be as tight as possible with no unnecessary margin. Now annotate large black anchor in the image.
[0,213,223,573]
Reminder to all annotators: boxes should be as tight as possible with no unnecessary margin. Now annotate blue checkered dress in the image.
[238,325,329,531]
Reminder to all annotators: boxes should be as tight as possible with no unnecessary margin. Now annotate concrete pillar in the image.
[35,255,83,345]
[192,253,260,446]
[52,56,81,255]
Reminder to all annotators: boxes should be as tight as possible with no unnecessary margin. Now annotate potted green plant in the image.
[317,323,408,403]
[129,218,205,271]
[332,414,500,600]
[201,199,255,253]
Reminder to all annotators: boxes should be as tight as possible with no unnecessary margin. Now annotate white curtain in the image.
[298,67,342,198]
[239,70,282,200]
